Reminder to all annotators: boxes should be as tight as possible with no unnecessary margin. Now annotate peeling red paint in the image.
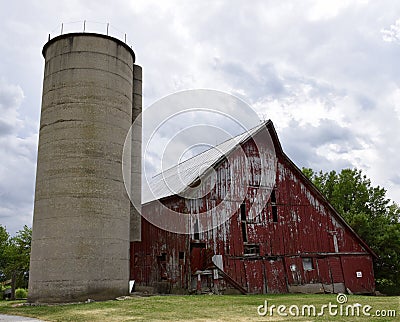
[131,122,375,294]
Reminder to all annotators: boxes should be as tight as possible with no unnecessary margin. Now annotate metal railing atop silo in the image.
[48,20,130,46]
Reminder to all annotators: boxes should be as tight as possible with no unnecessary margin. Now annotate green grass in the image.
[0,294,399,321]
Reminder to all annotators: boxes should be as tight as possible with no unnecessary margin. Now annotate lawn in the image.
[0,294,399,321]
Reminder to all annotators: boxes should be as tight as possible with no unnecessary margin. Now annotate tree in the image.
[0,225,10,283]
[0,225,32,300]
[302,168,400,294]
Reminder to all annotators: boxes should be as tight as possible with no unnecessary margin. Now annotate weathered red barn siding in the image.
[341,256,375,293]
[130,210,189,291]
[131,122,376,295]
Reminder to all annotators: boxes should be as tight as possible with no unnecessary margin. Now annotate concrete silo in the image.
[28,33,142,303]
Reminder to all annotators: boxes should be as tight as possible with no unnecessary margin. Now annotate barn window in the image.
[194,218,200,240]
[179,252,185,260]
[244,244,260,256]
[240,203,248,242]
[158,253,167,262]
[271,189,278,222]
[302,257,314,271]
[240,203,246,221]
[241,222,248,242]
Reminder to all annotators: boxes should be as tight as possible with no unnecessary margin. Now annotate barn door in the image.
[328,256,345,293]
[264,258,288,293]
[316,257,331,284]
[244,260,264,294]
[190,242,206,273]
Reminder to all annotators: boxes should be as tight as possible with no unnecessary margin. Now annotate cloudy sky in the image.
[1,0,400,234]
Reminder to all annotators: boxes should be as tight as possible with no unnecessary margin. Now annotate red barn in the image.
[130,121,376,294]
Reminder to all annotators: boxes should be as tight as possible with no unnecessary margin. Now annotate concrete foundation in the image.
[288,283,346,294]
[28,33,141,303]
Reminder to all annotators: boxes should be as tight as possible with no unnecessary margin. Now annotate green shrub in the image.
[376,278,399,295]
[15,288,28,299]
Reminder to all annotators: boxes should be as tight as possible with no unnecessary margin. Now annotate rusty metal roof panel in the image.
[143,122,267,203]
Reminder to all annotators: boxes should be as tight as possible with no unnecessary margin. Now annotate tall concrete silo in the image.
[28,33,142,303]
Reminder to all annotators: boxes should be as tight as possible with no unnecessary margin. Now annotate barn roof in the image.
[143,121,270,204]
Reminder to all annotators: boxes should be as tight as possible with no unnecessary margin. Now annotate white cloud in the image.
[0,79,36,234]
[0,88,24,146]
[381,18,400,42]
[306,0,367,21]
